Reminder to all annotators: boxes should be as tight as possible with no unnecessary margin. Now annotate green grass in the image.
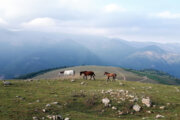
[0,78,180,120]
[125,68,180,85]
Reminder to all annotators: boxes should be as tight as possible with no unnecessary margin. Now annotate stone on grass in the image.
[112,106,117,110]
[51,102,59,105]
[47,115,63,120]
[102,98,110,107]
[71,79,75,82]
[160,106,165,110]
[142,97,151,107]
[156,114,165,119]
[33,116,38,120]
[133,104,141,112]
[46,104,51,107]
[64,117,70,120]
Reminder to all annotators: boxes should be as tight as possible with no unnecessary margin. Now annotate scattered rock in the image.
[64,117,70,120]
[160,106,165,110]
[46,104,51,107]
[80,82,85,85]
[142,97,151,107]
[118,110,124,115]
[47,115,63,120]
[102,98,110,107]
[166,103,170,106]
[156,114,165,119]
[119,82,124,86]
[175,87,180,92]
[32,116,38,120]
[146,111,152,114]
[42,109,47,113]
[112,106,117,110]
[71,79,75,82]
[133,104,141,112]
[51,102,59,105]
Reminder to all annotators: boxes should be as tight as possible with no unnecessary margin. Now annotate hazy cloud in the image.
[104,4,126,13]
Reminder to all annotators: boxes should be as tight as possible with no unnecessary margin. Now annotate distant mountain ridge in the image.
[1,30,180,79]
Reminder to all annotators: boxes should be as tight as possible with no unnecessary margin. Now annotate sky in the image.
[0,0,180,43]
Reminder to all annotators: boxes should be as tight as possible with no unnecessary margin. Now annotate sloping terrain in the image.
[0,78,180,120]
[33,66,159,84]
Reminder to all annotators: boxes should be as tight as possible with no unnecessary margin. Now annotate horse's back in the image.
[64,70,75,75]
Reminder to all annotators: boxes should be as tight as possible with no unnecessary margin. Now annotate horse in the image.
[59,70,75,77]
[104,72,117,81]
[80,71,95,80]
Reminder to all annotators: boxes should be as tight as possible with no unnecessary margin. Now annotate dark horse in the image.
[104,72,117,81]
[80,71,95,80]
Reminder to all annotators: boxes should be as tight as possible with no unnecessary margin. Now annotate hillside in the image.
[33,66,180,85]
[1,30,180,79]
[1,78,180,120]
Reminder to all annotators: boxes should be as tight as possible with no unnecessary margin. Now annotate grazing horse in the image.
[59,70,75,77]
[80,71,95,80]
[104,72,117,81]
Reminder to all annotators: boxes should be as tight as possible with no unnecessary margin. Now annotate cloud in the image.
[104,4,126,13]
[21,17,57,28]
[0,18,8,25]
[151,11,180,19]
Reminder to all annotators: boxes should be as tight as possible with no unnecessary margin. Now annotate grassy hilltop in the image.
[1,66,180,120]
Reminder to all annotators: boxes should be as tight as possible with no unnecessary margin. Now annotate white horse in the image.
[59,70,75,76]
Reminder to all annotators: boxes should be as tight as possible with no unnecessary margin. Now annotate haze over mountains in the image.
[1,29,180,79]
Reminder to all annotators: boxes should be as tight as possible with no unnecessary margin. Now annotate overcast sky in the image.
[0,0,180,43]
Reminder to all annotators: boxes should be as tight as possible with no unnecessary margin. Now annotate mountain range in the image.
[1,29,180,79]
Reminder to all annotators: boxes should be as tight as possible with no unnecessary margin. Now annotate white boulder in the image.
[133,104,141,112]
[102,98,110,106]
[142,97,151,107]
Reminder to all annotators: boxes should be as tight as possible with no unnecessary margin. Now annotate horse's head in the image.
[104,72,108,75]
[80,71,84,76]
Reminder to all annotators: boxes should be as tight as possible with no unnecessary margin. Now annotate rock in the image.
[80,82,85,85]
[118,110,124,115]
[102,98,110,106]
[133,104,141,112]
[51,102,59,105]
[71,79,75,82]
[42,109,47,113]
[146,111,152,114]
[160,106,165,110]
[32,116,38,120]
[156,114,165,119]
[142,97,151,107]
[166,103,170,106]
[36,100,40,102]
[47,115,63,120]
[112,106,117,110]
[46,104,51,107]
[64,117,70,120]
[119,82,124,86]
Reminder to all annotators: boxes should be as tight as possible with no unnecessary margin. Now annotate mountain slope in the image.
[32,66,180,85]
[1,77,180,120]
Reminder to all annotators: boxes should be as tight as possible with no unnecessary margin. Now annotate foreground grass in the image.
[0,79,180,120]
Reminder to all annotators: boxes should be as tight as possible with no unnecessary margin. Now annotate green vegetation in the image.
[0,78,180,120]
[124,68,180,85]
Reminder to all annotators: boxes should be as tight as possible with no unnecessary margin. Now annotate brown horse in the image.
[104,72,117,81]
[80,71,95,80]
